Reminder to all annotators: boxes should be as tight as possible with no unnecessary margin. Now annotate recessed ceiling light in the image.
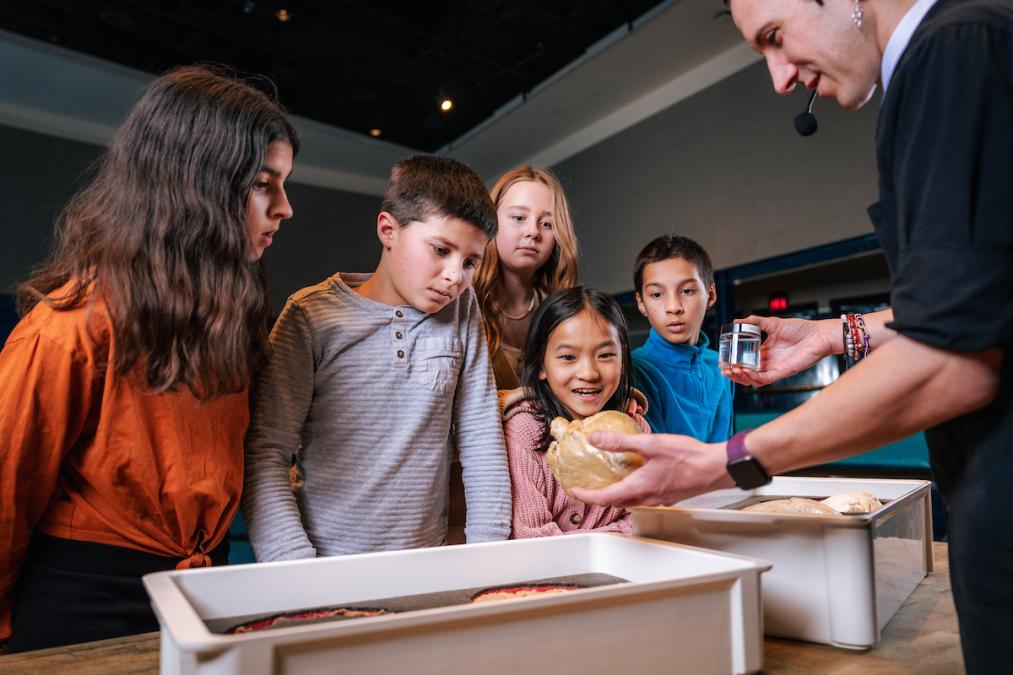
[440,98,454,112]
[275,8,290,22]
[369,128,382,137]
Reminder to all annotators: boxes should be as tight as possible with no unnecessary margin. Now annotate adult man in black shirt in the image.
[574,1,1013,671]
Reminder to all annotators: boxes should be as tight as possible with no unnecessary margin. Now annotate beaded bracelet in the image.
[854,313,871,357]
[841,312,871,365]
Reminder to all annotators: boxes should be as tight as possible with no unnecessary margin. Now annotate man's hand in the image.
[722,315,840,387]
[570,431,733,508]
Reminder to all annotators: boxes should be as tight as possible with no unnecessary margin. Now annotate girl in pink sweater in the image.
[502,287,649,539]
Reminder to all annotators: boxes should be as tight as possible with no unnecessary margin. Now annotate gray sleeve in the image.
[242,299,319,561]
[453,291,512,542]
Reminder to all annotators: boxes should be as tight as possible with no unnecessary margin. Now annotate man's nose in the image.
[766,52,799,95]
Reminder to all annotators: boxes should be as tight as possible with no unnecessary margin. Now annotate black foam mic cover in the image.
[794,90,818,137]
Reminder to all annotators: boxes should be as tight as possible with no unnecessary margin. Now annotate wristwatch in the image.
[725,430,772,490]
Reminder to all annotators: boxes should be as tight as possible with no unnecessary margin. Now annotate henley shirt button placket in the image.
[393,310,408,368]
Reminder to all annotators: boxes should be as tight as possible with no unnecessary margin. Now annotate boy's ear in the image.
[635,292,649,318]
[377,212,399,250]
[706,283,717,310]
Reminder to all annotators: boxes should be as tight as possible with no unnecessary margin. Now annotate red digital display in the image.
[769,292,788,312]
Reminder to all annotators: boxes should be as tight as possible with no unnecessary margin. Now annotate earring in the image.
[852,0,863,28]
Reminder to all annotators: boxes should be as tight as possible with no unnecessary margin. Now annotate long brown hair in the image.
[17,65,299,401]
[474,166,579,355]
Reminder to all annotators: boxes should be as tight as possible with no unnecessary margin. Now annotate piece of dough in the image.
[472,585,580,603]
[230,607,388,634]
[546,410,644,491]
[820,491,883,514]
[742,497,842,517]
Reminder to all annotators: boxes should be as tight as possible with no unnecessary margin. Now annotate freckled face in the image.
[730,0,881,111]
[245,141,294,260]
[495,180,557,275]
[540,308,623,421]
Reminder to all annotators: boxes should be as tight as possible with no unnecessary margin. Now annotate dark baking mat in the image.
[205,572,628,635]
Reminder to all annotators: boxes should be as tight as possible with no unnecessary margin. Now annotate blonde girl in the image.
[474,166,579,389]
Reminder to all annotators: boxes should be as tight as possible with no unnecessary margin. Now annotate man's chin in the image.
[839,84,878,111]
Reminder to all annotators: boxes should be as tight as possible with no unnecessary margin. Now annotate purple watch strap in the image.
[726,430,753,463]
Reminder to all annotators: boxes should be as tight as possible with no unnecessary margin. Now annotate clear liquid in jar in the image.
[719,333,761,370]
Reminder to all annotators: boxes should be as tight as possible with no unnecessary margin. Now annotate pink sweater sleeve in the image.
[504,413,565,539]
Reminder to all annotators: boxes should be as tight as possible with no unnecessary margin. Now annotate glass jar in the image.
[719,323,761,371]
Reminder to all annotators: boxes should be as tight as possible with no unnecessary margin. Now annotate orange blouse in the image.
[0,288,248,639]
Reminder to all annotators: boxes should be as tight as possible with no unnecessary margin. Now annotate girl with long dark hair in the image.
[501,287,649,538]
[0,65,298,652]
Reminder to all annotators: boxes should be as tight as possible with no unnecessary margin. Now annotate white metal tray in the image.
[144,533,770,674]
[633,476,933,649]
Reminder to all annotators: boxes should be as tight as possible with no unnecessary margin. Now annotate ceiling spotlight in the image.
[275,8,290,22]
[369,128,382,137]
[440,98,454,112]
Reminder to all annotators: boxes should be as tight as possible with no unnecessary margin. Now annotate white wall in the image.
[554,60,882,294]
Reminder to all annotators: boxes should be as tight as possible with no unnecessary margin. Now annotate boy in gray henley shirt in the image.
[243,156,512,560]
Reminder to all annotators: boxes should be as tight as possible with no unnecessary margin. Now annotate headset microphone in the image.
[794,90,818,137]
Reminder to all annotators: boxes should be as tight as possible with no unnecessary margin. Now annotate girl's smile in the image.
[539,308,623,421]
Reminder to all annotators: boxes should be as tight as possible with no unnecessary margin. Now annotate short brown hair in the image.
[634,234,714,293]
[381,155,497,236]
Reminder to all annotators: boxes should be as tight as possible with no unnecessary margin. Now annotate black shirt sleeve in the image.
[873,13,1013,352]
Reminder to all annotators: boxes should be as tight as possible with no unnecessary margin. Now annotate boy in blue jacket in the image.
[632,234,733,441]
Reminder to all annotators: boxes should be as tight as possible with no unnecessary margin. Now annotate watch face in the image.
[727,457,771,490]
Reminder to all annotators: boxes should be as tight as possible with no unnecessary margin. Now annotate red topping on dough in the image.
[471,585,581,603]
[230,607,389,634]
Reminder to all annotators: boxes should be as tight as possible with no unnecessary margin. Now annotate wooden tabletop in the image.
[0,542,961,674]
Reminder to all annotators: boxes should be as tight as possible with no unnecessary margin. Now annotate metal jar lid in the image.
[720,322,761,337]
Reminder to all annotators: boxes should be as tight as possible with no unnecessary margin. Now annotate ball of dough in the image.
[820,491,883,514]
[742,497,842,517]
[546,410,644,492]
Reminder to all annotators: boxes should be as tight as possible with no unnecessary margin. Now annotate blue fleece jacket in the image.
[632,328,734,441]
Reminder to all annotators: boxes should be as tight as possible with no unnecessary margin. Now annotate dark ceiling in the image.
[0,0,669,151]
